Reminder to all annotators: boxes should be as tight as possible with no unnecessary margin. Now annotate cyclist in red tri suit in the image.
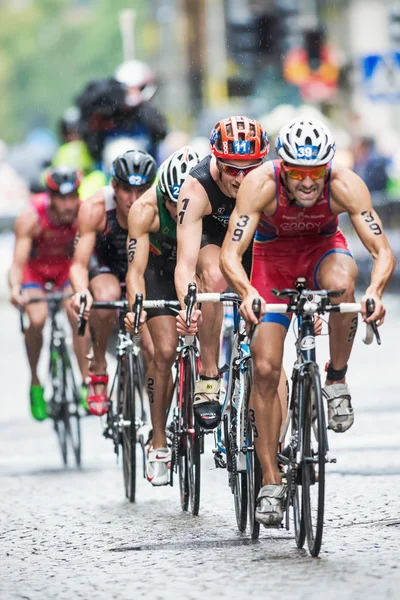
[8,166,88,421]
[220,117,395,527]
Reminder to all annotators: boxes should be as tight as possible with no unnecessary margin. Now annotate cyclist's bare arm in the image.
[126,189,159,308]
[8,206,40,306]
[220,165,277,323]
[174,176,210,308]
[330,164,396,322]
[70,191,106,312]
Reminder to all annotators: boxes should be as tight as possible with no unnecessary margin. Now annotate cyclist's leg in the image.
[315,250,358,379]
[88,271,120,387]
[22,284,48,420]
[313,235,358,431]
[146,315,178,448]
[196,243,226,376]
[140,324,154,371]
[23,285,48,386]
[194,242,226,428]
[63,283,90,382]
[251,322,287,486]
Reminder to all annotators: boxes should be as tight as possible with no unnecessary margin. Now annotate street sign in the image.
[362,52,400,102]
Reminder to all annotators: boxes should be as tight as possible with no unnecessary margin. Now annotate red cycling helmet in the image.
[46,166,83,195]
[209,116,270,160]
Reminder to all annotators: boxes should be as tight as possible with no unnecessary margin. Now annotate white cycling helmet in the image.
[158,145,200,203]
[276,117,336,166]
[115,60,157,106]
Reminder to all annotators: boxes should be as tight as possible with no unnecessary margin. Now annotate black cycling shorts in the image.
[144,261,179,321]
[88,254,126,283]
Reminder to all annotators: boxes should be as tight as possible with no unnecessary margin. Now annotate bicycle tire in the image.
[184,348,201,516]
[62,350,81,468]
[50,348,68,466]
[302,364,326,557]
[230,370,247,532]
[291,372,305,548]
[178,451,190,512]
[244,364,261,540]
[176,357,190,511]
[121,352,137,502]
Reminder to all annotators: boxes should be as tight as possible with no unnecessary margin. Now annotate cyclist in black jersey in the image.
[174,116,271,429]
[70,149,157,416]
[124,146,200,486]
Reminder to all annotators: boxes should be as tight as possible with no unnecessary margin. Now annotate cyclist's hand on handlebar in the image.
[176,308,203,335]
[72,290,92,319]
[10,286,26,308]
[314,315,323,336]
[360,292,385,326]
[239,291,265,324]
[125,310,147,335]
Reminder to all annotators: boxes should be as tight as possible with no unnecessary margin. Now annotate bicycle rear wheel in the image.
[244,364,261,540]
[121,352,137,502]
[184,348,201,516]
[302,364,326,557]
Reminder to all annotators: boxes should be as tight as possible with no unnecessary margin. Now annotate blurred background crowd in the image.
[0,0,399,286]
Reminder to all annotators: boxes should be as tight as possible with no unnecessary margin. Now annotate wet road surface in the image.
[1,296,400,600]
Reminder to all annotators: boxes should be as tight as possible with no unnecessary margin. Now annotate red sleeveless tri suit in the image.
[22,193,77,289]
[251,160,352,328]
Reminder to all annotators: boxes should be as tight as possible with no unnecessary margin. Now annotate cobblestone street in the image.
[1,297,400,600]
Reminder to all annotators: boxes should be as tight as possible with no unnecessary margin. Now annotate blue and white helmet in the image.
[276,117,336,166]
[158,145,200,203]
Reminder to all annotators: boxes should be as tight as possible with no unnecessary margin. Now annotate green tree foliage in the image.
[0,0,150,143]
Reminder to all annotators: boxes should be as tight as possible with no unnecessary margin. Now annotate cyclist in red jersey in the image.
[220,117,396,527]
[8,166,88,421]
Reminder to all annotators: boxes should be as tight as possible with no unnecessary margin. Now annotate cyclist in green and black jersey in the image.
[125,146,200,486]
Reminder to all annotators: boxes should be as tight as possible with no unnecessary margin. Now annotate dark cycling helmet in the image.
[209,116,270,160]
[158,145,200,203]
[111,149,157,186]
[46,165,83,195]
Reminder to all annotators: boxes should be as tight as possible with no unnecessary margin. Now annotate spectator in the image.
[353,136,388,193]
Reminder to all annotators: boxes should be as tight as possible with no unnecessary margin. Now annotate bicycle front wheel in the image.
[291,372,305,548]
[244,364,261,540]
[121,352,137,502]
[230,370,247,532]
[62,350,81,467]
[49,348,68,466]
[301,364,326,557]
[184,348,201,516]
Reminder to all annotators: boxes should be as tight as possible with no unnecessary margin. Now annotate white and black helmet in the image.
[158,145,200,203]
[276,117,336,166]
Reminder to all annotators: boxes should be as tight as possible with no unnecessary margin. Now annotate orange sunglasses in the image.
[282,164,328,180]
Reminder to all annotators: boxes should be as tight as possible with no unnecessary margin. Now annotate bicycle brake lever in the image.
[366,298,381,345]
[185,282,197,328]
[133,293,143,336]
[248,298,261,345]
[77,293,87,337]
